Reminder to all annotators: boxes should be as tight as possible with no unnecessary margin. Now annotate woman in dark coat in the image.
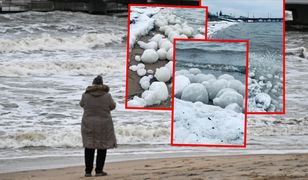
[80,75,117,177]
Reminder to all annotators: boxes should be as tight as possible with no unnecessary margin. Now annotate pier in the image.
[0,0,200,14]
[229,17,283,23]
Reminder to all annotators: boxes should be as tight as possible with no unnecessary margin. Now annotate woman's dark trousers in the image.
[85,148,107,174]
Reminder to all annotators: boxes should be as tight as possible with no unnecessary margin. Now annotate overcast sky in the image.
[202,0,283,18]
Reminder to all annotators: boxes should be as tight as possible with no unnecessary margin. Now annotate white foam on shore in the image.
[208,21,238,37]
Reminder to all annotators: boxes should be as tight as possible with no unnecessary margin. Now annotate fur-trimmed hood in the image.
[85,85,110,97]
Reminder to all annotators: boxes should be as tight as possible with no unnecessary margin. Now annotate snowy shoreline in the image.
[127,7,206,108]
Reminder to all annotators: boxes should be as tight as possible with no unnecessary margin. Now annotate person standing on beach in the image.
[80,75,117,177]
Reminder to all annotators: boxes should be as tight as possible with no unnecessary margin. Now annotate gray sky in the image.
[202,0,283,18]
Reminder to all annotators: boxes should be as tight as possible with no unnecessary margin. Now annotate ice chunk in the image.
[181,83,209,104]
[147,69,154,74]
[137,41,158,50]
[228,79,245,97]
[141,49,159,63]
[175,69,190,76]
[255,93,271,110]
[194,34,205,39]
[207,79,229,100]
[175,75,190,98]
[218,74,234,81]
[135,55,141,62]
[195,73,216,83]
[213,89,243,108]
[129,65,138,72]
[142,82,168,106]
[164,61,173,77]
[166,48,173,61]
[157,48,167,60]
[154,67,171,82]
[160,40,173,51]
[139,75,151,90]
[149,34,165,43]
[189,68,201,75]
[128,96,146,107]
[225,103,243,113]
[137,68,146,77]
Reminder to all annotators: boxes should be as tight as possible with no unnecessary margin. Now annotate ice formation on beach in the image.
[173,68,245,144]
[128,7,206,107]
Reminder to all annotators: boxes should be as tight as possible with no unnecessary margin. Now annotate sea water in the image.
[176,41,247,83]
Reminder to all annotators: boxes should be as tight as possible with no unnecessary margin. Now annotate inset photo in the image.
[171,39,248,147]
[125,4,208,110]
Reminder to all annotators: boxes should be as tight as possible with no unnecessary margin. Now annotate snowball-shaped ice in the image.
[183,73,197,83]
[207,79,229,100]
[154,66,171,82]
[213,89,243,108]
[175,75,190,98]
[228,79,245,97]
[157,48,167,60]
[166,48,173,61]
[149,34,165,43]
[137,68,146,77]
[141,49,159,63]
[142,82,168,106]
[135,55,141,62]
[127,96,146,107]
[139,76,151,90]
[164,61,173,77]
[137,41,158,50]
[129,65,138,71]
[201,78,216,91]
[137,63,145,69]
[218,74,235,81]
[225,103,243,113]
[181,83,209,104]
[175,69,190,76]
[194,34,205,39]
[179,34,188,39]
[216,88,237,98]
[147,69,154,74]
[189,68,201,75]
[195,74,216,83]
[168,31,180,42]
[255,93,271,110]
[182,26,193,37]
[160,40,173,51]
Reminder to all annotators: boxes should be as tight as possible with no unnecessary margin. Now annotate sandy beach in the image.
[1,153,307,180]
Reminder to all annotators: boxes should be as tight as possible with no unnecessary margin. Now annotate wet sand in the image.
[128,28,172,108]
[1,153,308,180]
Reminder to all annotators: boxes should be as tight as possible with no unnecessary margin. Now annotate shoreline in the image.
[1,153,308,179]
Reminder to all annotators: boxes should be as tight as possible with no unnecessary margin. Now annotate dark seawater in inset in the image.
[176,41,247,83]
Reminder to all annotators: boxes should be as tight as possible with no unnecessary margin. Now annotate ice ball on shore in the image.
[255,93,271,110]
[208,79,229,100]
[137,68,146,77]
[181,83,209,104]
[128,96,146,107]
[228,79,245,97]
[164,61,173,77]
[266,81,272,89]
[154,67,171,82]
[225,103,243,113]
[147,69,154,74]
[129,65,138,72]
[175,69,190,76]
[135,55,141,62]
[267,74,273,79]
[137,41,158,50]
[166,48,173,61]
[194,34,205,39]
[213,89,243,108]
[149,34,165,43]
[249,72,255,78]
[141,49,159,63]
[248,82,261,97]
[195,74,216,83]
[189,68,201,75]
[160,40,173,51]
[175,75,190,98]
[259,76,266,81]
[218,74,235,81]
[142,82,168,106]
[139,76,152,90]
[157,48,167,60]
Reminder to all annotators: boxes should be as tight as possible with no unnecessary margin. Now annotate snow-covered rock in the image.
[181,83,209,104]
[141,49,159,63]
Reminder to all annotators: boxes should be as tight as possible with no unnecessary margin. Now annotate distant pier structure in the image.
[0,0,200,14]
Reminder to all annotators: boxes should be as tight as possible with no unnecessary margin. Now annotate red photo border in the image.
[171,38,249,148]
[125,4,209,111]
[202,0,286,114]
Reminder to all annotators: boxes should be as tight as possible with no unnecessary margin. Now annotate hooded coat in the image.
[80,85,117,149]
